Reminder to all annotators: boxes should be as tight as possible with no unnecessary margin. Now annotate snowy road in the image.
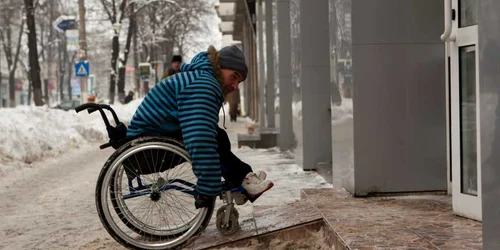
[0,144,126,250]
[0,119,332,250]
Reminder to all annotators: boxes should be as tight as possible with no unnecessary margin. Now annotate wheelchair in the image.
[75,103,253,250]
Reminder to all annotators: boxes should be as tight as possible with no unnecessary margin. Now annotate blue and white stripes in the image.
[127,51,225,195]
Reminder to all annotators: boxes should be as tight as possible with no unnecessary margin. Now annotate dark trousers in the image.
[168,127,252,187]
[214,127,252,187]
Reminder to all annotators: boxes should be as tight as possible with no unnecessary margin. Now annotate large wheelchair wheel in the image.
[95,136,215,250]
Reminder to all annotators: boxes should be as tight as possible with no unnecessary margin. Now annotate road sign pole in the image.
[78,0,88,104]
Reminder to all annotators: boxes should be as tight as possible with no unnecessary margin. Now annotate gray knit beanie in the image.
[219,45,248,80]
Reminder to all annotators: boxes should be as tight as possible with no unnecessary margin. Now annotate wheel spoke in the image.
[97,140,212,250]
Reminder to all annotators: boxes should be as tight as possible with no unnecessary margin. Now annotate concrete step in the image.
[189,200,329,249]
[237,127,279,149]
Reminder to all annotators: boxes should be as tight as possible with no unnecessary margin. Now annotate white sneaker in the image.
[255,171,267,180]
[234,172,270,205]
[241,172,274,197]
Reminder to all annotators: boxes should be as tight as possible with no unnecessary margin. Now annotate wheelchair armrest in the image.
[99,142,113,149]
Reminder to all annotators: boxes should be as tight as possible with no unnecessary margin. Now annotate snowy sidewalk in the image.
[185,117,333,249]
[220,116,332,208]
[302,188,482,249]
[0,106,333,250]
[195,116,482,250]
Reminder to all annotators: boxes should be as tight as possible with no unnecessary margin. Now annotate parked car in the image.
[52,100,81,111]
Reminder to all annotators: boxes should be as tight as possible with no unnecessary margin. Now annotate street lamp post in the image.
[78,0,88,104]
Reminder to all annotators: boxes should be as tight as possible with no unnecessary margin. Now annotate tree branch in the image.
[131,0,182,15]
[120,2,134,65]
[112,0,117,21]
[100,0,115,23]
[39,21,45,61]
[0,18,13,67]
[0,31,6,59]
[11,19,25,74]
[118,0,127,23]
[0,32,12,72]
[5,19,12,63]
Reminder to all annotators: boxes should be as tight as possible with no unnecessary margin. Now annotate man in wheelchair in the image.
[126,45,274,208]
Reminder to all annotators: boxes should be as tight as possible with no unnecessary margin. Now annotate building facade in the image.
[217,0,500,247]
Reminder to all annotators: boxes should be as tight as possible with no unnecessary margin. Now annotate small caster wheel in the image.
[216,205,240,235]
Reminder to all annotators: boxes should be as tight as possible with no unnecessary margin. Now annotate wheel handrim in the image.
[100,142,208,249]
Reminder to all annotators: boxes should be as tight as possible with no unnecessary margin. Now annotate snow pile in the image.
[235,147,332,206]
[292,100,302,120]
[331,97,353,123]
[291,98,353,123]
[0,100,141,165]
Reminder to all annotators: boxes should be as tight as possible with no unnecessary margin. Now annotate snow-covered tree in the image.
[0,0,25,107]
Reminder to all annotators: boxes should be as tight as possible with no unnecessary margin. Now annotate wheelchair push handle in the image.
[75,103,111,128]
[88,104,121,125]
[75,103,128,150]
[75,103,122,125]
[75,103,98,113]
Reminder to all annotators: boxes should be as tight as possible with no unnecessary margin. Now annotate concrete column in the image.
[257,0,266,125]
[241,23,248,116]
[479,1,500,248]
[265,0,275,127]
[299,0,332,170]
[277,0,293,151]
[242,21,251,118]
[350,0,445,195]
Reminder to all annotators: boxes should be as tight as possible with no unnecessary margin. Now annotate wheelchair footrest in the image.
[243,190,261,203]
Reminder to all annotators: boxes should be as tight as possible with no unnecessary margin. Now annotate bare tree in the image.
[24,0,43,106]
[57,33,68,102]
[0,1,25,107]
[35,0,59,105]
[132,9,140,97]
[134,0,212,76]
[116,2,136,103]
[79,0,218,103]
[171,0,214,57]
[104,0,184,103]
[99,0,127,104]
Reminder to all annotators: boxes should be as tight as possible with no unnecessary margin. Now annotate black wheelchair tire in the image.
[95,136,215,249]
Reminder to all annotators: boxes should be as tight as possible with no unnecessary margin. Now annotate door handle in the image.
[440,0,456,42]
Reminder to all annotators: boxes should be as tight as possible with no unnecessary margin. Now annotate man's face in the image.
[221,69,244,96]
[172,61,181,71]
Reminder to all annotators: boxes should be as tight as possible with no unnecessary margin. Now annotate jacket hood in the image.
[180,51,213,73]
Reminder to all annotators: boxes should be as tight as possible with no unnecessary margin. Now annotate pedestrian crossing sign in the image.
[75,61,89,77]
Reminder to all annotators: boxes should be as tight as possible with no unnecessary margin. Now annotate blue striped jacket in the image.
[127,51,225,195]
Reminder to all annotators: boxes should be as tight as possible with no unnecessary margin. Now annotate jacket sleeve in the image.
[177,79,222,196]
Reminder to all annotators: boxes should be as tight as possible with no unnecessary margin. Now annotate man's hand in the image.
[195,193,215,209]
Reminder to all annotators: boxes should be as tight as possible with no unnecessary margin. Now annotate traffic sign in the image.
[75,61,89,77]
[66,29,79,52]
[71,79,81,95]
[53,15,76,33]
[139,62,151,80]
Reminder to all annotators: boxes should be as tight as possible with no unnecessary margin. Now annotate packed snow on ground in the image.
[0,100,141,173]
[217,227,332,250]
[291,98,353,123]
[0,105,334,250]
[216,118,333,222]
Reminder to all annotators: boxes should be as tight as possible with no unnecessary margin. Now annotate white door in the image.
[450,0,481,221]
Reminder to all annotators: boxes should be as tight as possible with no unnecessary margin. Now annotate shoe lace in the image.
[246,173,262,184]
